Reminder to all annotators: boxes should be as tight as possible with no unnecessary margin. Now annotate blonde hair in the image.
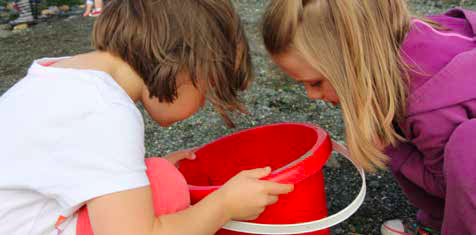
[262,0,412,172]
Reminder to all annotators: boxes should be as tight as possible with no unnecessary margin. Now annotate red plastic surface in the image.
[179,123,332,235]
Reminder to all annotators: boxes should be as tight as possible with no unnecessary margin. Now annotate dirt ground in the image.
[1,1,475,234]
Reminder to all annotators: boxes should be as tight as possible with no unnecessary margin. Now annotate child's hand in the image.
[216,167,294,221]
[163,148,198,167]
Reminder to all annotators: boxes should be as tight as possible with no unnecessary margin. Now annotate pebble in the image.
[13,23,28,31]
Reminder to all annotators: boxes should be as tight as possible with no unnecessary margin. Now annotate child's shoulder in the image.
[401,9,476,117]
[404,8,476,49]
[2,57,142,127]
[427,8,476,37]
[29,58,135,107]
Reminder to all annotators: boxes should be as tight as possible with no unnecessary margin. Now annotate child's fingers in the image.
[262,181,294,195]
[178,147,199,160]
[164,149,196,164]
[267,195,279,205]
[187,147,200,152]
[182,151,196,160]
[240,167,272,179]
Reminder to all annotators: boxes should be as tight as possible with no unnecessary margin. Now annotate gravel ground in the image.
[1,1,476,234]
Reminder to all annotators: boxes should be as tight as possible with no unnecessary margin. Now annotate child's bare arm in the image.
[87,186,227,235]
[87,186,156,235]
[87,168,294,235]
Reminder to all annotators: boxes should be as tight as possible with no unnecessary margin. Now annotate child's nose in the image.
[305,87,323,100]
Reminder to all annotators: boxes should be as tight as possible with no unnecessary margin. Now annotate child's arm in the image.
[87,167,294,235]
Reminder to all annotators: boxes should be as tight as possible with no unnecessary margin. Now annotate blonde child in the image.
[0,1,293,235]
[262,1,476,235]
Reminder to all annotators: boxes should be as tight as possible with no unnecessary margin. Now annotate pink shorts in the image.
[76,157,191,235]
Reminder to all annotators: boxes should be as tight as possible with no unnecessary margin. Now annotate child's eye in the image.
[310,81,322,87]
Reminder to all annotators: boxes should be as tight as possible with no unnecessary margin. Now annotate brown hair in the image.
[262,0,413,172]
[93,0,253,127]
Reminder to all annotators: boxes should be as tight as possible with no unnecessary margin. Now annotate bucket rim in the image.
[185,122,332,192]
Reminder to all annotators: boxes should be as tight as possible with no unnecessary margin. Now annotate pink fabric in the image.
[40,61,58,67]
[386,8,476,234]
[145,158,191,215]
[76,157,191,235]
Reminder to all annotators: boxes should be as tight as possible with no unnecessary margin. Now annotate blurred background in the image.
[1,0,475,234]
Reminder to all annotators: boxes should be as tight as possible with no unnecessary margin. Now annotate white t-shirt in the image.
[0,58,150,235]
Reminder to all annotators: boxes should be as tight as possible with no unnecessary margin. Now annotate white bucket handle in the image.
[222,141,366,234]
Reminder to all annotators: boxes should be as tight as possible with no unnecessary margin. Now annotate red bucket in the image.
[179,123,332,235]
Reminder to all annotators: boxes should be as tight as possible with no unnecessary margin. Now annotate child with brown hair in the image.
[0,1,293,235]
[262,1,476,234]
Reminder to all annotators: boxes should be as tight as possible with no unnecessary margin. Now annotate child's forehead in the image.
[273,51,322,80]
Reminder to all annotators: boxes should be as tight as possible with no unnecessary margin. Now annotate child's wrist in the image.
[209,189,233,222]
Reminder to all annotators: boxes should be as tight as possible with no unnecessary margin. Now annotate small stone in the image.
[333,228,345,234]
[325,155,341,168]
[13,23,28,31]
[59,5,70,12]
[42,6,60,16]
[49,6,60,14]
[65,15,79,21]
[41,9,52,16]
[369,180,379,187]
